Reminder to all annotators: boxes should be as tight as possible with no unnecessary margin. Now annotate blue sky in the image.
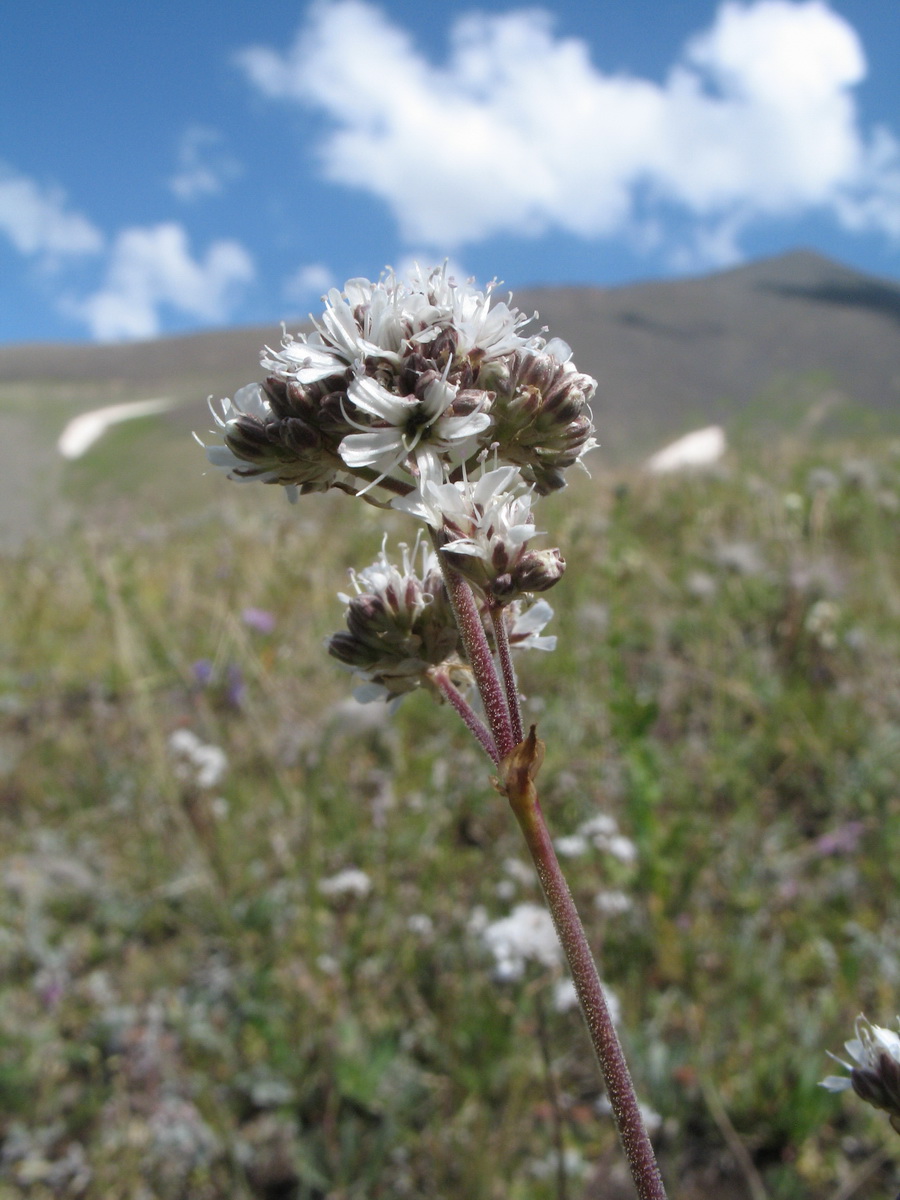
[2,0,899,344]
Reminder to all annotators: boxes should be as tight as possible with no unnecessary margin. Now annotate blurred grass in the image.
[2,433,900,1199]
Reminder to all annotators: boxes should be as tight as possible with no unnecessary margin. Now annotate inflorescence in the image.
[199,263,597,705]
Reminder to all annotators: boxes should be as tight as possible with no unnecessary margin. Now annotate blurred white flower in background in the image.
[168,730,228,790]
[318,868,372,900]
[481,902,563,981]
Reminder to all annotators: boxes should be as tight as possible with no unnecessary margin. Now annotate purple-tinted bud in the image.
[509,548,566,595]
[490,350,597,493]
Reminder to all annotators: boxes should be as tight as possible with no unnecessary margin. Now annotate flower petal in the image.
[339,430,403,469]
[349,375,417,422]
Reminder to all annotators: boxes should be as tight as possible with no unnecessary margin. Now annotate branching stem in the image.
[430,667,499,763]
[431,532,515,759]
[489,600,524,745]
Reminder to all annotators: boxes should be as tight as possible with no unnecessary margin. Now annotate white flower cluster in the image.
[318,867,372,900]
[200,264,595,707]
[394,463,564,601]
[479,901,563,981]
[554,813,637,864]
[200,264,596,506]
[168,730,228,790]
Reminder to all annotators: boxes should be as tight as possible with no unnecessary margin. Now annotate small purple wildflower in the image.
[813,821,865,857]
[226,664,245,707]
[192,659,214,686]
[242,607,277,634]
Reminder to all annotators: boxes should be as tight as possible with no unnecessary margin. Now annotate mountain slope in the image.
[1,249,899,544]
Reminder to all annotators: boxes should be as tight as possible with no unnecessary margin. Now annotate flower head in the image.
[168,730,228,790]
[822,1014,900,1133]
[197,381,348,499]
[199,264,597,504]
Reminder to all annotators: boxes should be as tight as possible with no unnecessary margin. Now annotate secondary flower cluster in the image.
[201,264,596,504]
[394,464,565,602]
[327,536,556,703]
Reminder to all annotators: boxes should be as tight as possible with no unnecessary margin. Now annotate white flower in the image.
[200,384,281,481]
[394,464,562,598]
[318,868,372,899]
[821,1014,900,1133]
[530,1147,589,1181]
[822,1015,900,1093]
[434,470,536,556]
[394,464,525,529]
[504,598,557,652]
[503,857,536,885]
[481,902,562,980]
[406,913,434,938]
[554,835,589,858]
[447,284,537,360]
[338,535,439,614]
[578,814,619,841]
[168,730,228,790]
[262,333,350,385]
[594,890,634,916]
[606,835,638,863]
[339,370,490,491]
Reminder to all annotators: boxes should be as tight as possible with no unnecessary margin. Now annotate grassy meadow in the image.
[1,417,900,1199]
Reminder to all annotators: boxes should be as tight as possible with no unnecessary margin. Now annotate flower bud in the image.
[491,349,598,494]
[506,548,566,598]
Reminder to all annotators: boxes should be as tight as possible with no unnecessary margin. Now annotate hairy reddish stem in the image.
[431,533,515,759]
[500,731,668,1200]
[430,668,499,763]
[489,602,524,746]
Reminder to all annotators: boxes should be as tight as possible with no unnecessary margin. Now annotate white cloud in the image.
[169,126,242,201]
[0,164,103,258]
[283,261,335,303]
[236,0,900,266]
[74,222,254,341]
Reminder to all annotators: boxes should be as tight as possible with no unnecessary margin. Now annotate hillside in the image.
[1,249,899,546]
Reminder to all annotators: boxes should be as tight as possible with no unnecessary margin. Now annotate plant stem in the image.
[500,730,668,1200]
[489,601,524,745]
[431,534,515,759]
[430,668,499,763]
[430,535,663,1194]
